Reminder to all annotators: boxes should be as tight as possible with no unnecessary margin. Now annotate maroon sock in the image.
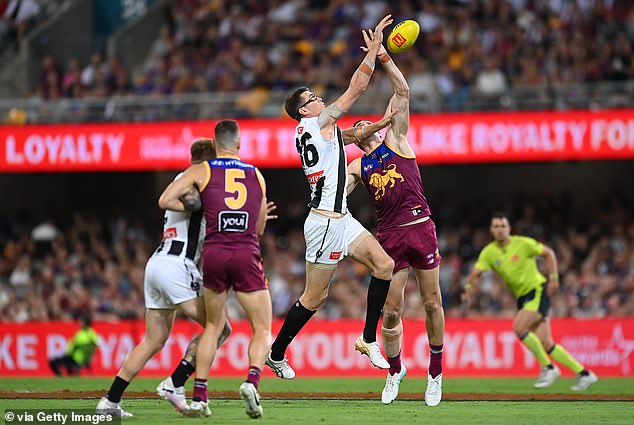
[192,378,208,402]
[429,344,443,378]
[246,366,262,389]
[388,353,402,375]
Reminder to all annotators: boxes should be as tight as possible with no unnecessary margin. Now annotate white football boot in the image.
[571,371,598,391]
[381,364,407,404]
[354,336,389,369]
[96,397,133,417]
[265,354,296,379]
[534,365,561,388]
[239,382,264,419]
[425,373,443,407]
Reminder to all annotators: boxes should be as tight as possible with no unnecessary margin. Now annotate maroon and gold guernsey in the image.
[200,156,265,251]
[360,141,431,231]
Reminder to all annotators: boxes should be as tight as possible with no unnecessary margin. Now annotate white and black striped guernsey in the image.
[294,116,347,214]
[154,172,206,264]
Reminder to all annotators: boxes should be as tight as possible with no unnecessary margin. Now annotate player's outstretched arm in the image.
[159,163,208,212]
[346,158,362,196]
[378,50,409,99]
[380,53,410,143]
[358,38,412,156]
[319,15,392,129]
[340,106,397,145]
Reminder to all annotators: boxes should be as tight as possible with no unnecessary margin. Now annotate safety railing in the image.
[1,80,633,124]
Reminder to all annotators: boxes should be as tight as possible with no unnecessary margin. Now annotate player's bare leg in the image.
[380,269,408,404]
[235,289,272,418]
[349,233,394,369]
[533,317,597,390]
[267,262,336,379]
[414,266,444,406]
[299,263,338,310]
[157,298,204,403]
[156,297,205,400]
[158,298,232,405]
[179,296,232,347]
[180,288,229,417]
[119,309,176,380]
[98,309,176,417]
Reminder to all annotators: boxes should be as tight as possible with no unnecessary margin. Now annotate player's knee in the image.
[145,334,169,352]
[313,292,329,309]
[513,324,529,339]
[383,309,401,328]
[252,326,272,346]
[373,255,394,279]
[300,291,328,310]
[146,340,166,354]
[541,338,555,351]
[423,298,441,317]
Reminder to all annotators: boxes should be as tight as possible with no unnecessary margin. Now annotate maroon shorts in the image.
[377,218,441,273]
[202,245,268,293]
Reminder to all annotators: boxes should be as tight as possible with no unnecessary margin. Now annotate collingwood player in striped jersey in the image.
[97,139,230,417]
[265,15,398,380]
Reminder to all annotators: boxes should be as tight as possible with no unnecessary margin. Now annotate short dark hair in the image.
[79,313,92,328]
[190,138,215,163]
[214,120,240,149]
[491,211,509,221]
[285,86,309,121]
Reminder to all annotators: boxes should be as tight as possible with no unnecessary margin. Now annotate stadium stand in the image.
[1,0,632,123]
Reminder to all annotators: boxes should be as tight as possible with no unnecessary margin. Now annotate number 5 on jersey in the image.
[224,169,247,209]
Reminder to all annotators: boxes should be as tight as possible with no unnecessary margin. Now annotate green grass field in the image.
[1,377,633,425]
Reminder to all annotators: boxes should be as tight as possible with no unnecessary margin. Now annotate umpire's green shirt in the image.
[474,235,546,298]
[66,328,99,365]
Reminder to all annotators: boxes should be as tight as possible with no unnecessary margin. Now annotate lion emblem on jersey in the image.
[368,164,404,200]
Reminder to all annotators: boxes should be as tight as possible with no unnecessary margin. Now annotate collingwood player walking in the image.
[266,15,398,379]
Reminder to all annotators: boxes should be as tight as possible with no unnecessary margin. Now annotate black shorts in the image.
[517,283,550,317]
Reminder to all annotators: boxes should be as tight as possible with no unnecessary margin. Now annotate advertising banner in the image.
[1,319,632,377]
[1,109,633,171]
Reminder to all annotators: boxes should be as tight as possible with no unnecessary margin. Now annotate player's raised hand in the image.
[373,14,392,43]
[363,15,392,53]
[360,31,388,57]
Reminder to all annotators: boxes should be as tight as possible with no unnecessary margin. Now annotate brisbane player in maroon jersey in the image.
[347,39,445,406]
[159,120,272,419]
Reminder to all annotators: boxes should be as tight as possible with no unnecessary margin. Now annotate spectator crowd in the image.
[32,0,634,112]
[1,190,633,323]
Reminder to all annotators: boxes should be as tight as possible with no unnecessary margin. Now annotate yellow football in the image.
[387,20,420,53]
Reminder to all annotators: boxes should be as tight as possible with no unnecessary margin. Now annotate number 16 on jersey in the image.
[296,131,319,168]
